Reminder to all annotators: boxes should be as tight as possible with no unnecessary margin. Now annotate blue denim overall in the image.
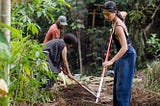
[112,26,137,106]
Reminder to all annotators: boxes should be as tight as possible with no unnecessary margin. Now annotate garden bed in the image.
[19,73,160,106]
[39,75,160,106]
[35,84,160,106]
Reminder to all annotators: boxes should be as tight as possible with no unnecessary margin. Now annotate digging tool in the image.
[70,76,97,98]
[61,69,97,97]
[95,26,115,103]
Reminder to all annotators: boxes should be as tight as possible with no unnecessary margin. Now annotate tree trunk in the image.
[1,0,11,42]
[144,5,160,38]
[0,0,11,106]
[77,28,83,74]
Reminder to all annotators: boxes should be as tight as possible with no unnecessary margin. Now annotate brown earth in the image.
[39,73,160,106]
[20,72,160,106]
[37,84,160,106]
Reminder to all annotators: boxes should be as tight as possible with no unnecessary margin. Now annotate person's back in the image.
[43,24,60,43]
[44,39,65,73]
[42,33,77,89]
[43,15,68,43]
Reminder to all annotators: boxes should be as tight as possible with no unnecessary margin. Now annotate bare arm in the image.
[61,47,72,75]
[110,25,128,63]
[103,24,128,67]
[120,11,127,21]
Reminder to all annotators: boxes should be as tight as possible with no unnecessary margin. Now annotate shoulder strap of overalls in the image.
[111,21,118,35]
[116,25,132,46]
[115,24,129,36]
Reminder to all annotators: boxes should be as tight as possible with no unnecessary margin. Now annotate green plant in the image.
[0,23,56,105]
[146,34,160,60]
[11,0,70,41]
[83,27,112,76]
[129,10,147,25]
[144,61,160,93]
[0,22,23,105]
[9,36,57,105]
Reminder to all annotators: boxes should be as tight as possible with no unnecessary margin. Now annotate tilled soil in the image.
[48,84,160,106]
[45,75,160,106]
[49,84,110,106]
[20,74,160,106]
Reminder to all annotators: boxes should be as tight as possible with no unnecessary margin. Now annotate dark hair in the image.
[103,1,124,21]
[104,1,117,12]
[63,33,77,45]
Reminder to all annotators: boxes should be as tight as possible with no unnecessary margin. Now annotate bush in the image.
[144,61,160,93]
[0,27,55,105]
[146,34,160,60]
[9,36,56,105]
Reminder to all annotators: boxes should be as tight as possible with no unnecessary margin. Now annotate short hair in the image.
[63,33,77,45]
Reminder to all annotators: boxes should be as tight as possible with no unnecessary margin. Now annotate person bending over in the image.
[43,33,77,88]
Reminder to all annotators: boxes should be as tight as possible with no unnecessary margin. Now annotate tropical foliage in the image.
[11,0,70,42]
[0,0,159,105]
[0,0,70,105]
[0,23,55,105]
[146,34,160,60]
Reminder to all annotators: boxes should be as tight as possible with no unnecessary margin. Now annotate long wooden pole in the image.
[95,31,113,103]
[95,24,116,103]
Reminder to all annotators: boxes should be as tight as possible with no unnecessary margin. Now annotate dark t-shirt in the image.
[43,39,65,73]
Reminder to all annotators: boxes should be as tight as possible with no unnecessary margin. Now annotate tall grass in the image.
[144,61,160,93]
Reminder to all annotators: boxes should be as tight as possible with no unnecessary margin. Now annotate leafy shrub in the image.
[0,24,56,105]
[9,36,54,105]
[11,0,70,41]
[146,34,160,60]
[144,61,160,93]
[83,27,114,76]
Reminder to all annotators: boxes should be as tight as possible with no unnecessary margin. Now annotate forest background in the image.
[0,0,160,105]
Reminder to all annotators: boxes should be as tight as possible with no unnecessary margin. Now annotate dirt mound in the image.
[50,84,108,106]
[47,84,160,106]
[17,72,160,106]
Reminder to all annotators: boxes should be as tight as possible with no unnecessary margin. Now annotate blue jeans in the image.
[113,47,137,106]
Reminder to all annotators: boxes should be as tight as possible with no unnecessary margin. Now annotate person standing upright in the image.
[43,15,68,43]
[102,1,137,106]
